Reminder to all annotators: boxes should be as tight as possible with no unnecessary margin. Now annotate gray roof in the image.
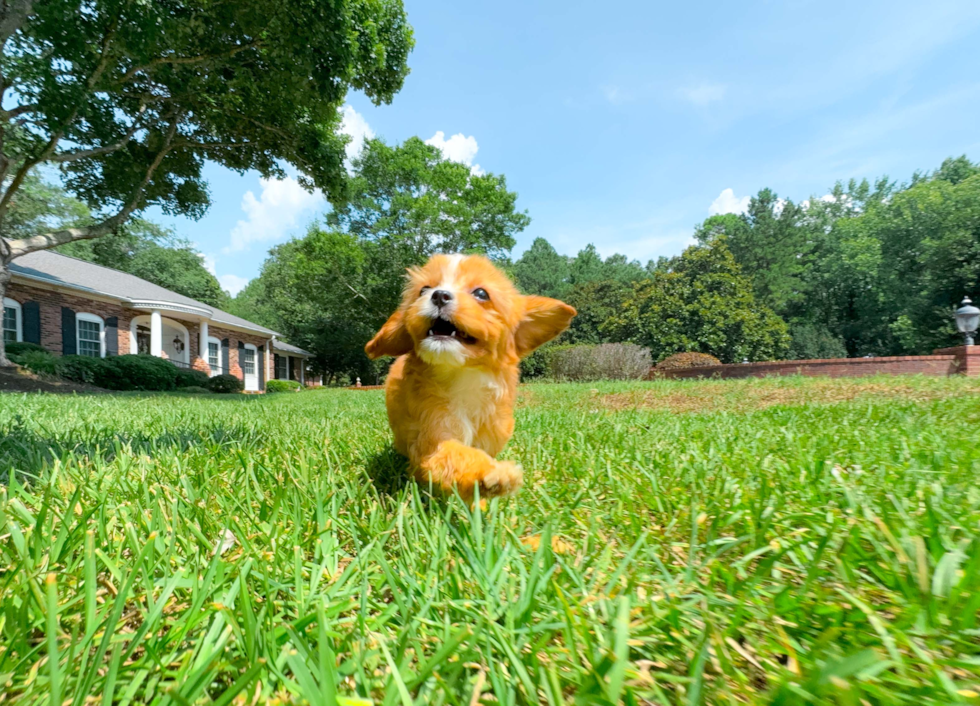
[273,340,312,357]
[11,250,278,336]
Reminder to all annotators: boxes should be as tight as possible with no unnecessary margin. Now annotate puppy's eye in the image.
[419,286,431,297]
[472,288,490,302]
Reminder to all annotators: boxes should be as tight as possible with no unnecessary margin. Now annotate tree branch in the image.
[48,121,143,163]
[119,41,260,84]
[5,117,179,259]
[0,0,34,51]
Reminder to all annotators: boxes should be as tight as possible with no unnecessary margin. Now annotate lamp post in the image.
[955,296,980,346]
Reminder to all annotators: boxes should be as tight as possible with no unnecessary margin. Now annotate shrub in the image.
[657,352,722,370]
[177,385,210,394]
[520,340,559,380]
[547,343,652,381]
[6,342,48,357]
[56,355,107,384]
[97,355,180,391]
[207,374,244,394]
[176,368,210,388]
[788,323,848,360]
[15,349,58,376]
[267,379,302,393]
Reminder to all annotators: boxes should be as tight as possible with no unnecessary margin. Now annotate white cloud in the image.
[708,188,750,216]
[679,83,726,106]
[201,254,217,276]
[601,85,632,105]
[425,131,484,175]
[224,176,322,253]
[219,274,250,297]
[340,104,374,164]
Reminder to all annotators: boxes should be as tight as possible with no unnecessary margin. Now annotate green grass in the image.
[3,376,980,705]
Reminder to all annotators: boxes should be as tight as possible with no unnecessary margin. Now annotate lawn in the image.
[3,376,980,705]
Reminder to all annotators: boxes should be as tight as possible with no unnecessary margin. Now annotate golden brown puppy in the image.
[365,254,576,501]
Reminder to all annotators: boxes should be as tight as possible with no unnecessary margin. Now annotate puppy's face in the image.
[366,254,576,368]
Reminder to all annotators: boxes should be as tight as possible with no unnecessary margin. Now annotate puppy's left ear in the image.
[366,310,413,359]
[515,296,577,357]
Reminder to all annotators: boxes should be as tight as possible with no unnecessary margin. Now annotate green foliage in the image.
[3,378,980,703]
[176,386,210,394]
[519,339,561,380]
[5,0,413,221]
[656,351,722,369]
[12,349,58,375]
[266,379,303,393]
[546,343,652,381]
[6,342,48,357]
[788,323,848,360]
[97,355,179,391]
[207,374,244,394]
[563,279,632,344]
[606,238,790,363]
[175,368,211,388]
[55,355,105,384]
[511,238,570,298]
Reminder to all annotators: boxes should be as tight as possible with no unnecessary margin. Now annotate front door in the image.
[242,344,258,391]
[136,325,151,354]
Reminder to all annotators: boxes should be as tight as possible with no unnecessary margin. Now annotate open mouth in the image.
[426,316,477,344]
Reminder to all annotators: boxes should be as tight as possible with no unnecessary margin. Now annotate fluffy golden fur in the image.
[366,254,576,501]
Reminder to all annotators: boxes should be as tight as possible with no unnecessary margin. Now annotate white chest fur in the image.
[442,368,504,447]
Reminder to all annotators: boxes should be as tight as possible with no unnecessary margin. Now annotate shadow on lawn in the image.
[0,416,255,483]
[365,445,413,497]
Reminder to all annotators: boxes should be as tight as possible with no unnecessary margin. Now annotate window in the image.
[242,347,256,375]
[207,337,222,375]
[275,354,288,380]
[3,298,21,343]
[76,313,104,358]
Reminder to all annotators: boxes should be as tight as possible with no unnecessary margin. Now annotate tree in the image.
[562,279,632,344]
[243,136,534,382]
[605,238,790,363]
[0,0,413,363]
[512,237,569,299]
[696,189,810,318]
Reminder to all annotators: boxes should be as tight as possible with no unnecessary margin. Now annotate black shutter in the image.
[104,316,118,356]
[274,353,280,379]
[22,302,41,344]
[221,338,229,375]
[61,307,76,355]
[257,346,265,390]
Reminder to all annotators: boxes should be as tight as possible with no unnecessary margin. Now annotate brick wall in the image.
[8,281,273,388]
[651,353,966,380]
[7,282,134,354]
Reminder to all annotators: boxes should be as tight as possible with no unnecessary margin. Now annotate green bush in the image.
[548,343,652,381]
[6,342,48,358]
[15,349,58,376]
[788,323,848,360]
[519,341,560,380]
[266,379,302,393]
[207,374,244,394]
[176,368,210,388]
[56,355,107,384]
[97,355,180,391]
[177,385,210,394]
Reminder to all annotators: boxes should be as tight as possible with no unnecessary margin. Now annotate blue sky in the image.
[153,0,980,296]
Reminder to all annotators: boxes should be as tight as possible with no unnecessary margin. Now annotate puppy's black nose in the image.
[431,289,454,308]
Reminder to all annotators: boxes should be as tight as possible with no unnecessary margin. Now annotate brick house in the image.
[4,250,316,392]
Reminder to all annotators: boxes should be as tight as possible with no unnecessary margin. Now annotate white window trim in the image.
[242,343,259,391]
[3,297,22,343]
[76,312,105,358]
[206,336,222,377]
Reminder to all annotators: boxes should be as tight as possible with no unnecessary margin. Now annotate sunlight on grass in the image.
[2,376,980,704]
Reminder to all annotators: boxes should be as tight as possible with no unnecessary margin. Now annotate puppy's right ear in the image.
[365,310,413,359]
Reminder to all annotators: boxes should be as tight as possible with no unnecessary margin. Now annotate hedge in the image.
[266,379,302,393]
[547,343,652,381]
[207,374,244,394]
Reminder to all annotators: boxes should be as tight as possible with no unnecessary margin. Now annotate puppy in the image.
[365,254,576,501]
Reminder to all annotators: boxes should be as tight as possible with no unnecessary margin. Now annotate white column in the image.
[150,310,162,357]
[300,358,305,385]
[200,320,209,359]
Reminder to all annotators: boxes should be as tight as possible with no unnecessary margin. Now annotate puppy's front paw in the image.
[481,460,524,497]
